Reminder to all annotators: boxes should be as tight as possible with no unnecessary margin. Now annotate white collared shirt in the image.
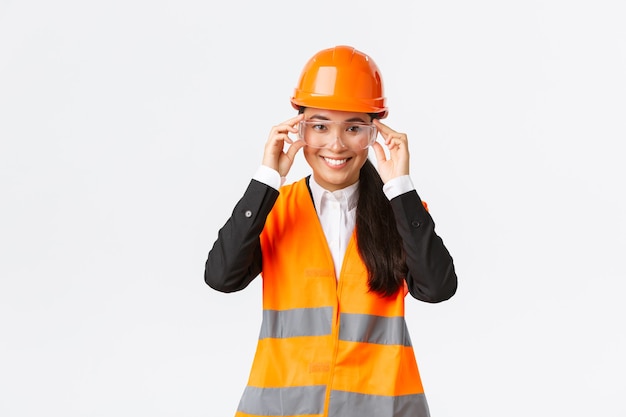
[253,165,415,278]
[308,175,359,276]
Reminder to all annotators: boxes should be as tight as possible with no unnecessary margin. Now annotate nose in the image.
[327,135,347,150]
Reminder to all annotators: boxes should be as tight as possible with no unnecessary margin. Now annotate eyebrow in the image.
[308,114,369,123]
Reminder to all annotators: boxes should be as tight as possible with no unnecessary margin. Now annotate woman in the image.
[205,45,457,417]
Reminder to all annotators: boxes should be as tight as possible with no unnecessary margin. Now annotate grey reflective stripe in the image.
[328,390,430,417]
[237,385,326,416]
[259,307,333,339]
[339,313,412,346]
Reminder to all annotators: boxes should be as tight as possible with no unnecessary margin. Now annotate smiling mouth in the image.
[322,156,350,166]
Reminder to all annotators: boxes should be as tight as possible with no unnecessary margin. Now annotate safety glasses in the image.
[298,120,378,150]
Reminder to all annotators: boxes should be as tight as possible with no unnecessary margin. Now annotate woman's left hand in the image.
[371,119,410,183]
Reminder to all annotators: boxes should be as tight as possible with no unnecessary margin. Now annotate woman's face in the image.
[301,108,372,192]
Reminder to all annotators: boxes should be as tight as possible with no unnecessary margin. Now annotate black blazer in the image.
[205,178,457,303]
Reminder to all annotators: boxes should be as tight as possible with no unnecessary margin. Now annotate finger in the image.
[371,141,387,164]
[268,132,289,146]
[276,113,304,125]
[269,114,304,136]
[285,140,305,160]
[279,113,305,131]
[279,133,294,145]
[373,119,396,137]
[384,131,408,150]
[373,120,409,147]
[386,135,407,151]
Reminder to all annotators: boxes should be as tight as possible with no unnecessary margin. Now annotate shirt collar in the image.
[309,175,359,214]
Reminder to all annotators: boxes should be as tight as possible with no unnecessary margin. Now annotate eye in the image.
[310,122,330,132]
[345,123,366,134]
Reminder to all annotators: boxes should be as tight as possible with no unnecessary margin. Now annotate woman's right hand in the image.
[262,114,305,177]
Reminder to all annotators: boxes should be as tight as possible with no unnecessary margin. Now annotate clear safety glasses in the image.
[298,120,378,150]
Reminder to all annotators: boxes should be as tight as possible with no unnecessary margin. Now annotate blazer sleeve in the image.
[390,190,458,303]
[204,179,279,293]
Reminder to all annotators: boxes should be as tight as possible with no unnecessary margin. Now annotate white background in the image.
[1,0,625,416]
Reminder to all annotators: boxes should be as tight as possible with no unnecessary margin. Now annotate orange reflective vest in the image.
[235,178,430,417]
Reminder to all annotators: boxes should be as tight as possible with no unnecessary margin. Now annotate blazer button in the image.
[411,220,421,228]
[244,210,253,218]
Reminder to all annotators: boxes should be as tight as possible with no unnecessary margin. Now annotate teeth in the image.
[323,157,347,166]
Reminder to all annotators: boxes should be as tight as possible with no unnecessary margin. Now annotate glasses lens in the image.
[299,121,376,149]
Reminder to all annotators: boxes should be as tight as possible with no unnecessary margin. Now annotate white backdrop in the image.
[1,1,625,416]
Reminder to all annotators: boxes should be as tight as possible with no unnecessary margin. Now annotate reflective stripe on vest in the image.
[259,307,333,339]
[237,385,326,416]
[329,391,430,417]
[339,313,412,346]
[260,309,412,346]
[237,388,429,417]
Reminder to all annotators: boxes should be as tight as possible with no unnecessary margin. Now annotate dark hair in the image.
[355,159,407,297]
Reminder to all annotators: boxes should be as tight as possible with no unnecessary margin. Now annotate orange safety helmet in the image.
[291,45,388,119]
